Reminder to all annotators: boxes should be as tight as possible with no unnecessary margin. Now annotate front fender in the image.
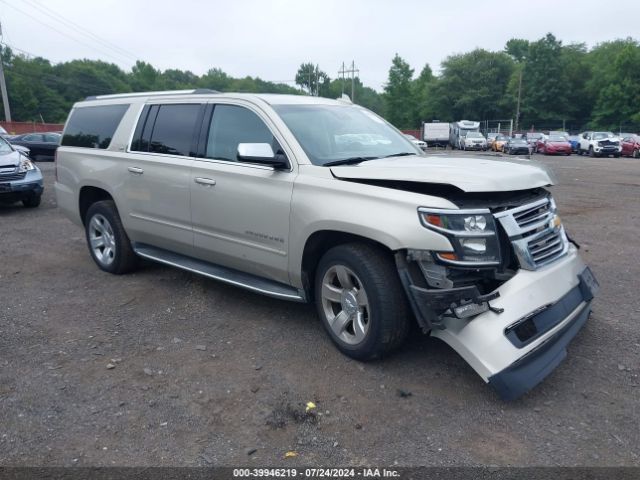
[288,168,457,288]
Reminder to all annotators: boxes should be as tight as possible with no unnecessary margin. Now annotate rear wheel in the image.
[85,200,139,274]
[314,243,410,360]
[634,149,640,159]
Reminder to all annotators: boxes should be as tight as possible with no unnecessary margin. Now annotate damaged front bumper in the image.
[401,245,597,400]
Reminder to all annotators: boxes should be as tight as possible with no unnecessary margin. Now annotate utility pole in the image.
[350,60,358,102]
[0,22,12,122]
[338,61,359,101]
[338,62,346,96]
[515,69,522,132]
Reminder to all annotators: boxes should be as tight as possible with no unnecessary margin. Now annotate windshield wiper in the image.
[323,156,379,167]
[381,152,418,158]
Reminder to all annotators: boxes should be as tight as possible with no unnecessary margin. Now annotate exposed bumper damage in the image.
[398,245,598,400]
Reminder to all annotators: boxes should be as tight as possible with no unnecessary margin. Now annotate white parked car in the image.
[461,132,487,151]
[577,131,622,158]
[404,134,427,151]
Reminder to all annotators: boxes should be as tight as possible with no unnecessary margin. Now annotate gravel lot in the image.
[1,152,639,467]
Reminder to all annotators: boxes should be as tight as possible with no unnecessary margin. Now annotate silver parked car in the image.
[55,90,598,400]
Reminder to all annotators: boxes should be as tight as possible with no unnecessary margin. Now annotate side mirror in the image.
[237,143,289,169]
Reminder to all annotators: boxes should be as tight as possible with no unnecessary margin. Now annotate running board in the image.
[133,243,306,302]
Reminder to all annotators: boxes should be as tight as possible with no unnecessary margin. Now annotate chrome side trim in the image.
[192,227,287,257]
[129,212,192,232]
[133,243,304,302]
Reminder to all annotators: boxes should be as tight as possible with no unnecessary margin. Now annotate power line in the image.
[19,0,139,62]
[1,40,41,59]
[0,0,135,67]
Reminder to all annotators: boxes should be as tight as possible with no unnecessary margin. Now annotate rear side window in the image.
[23,134,43,142]
[131,104,201,157]
[62,104,129,149]
[205,105,275,161]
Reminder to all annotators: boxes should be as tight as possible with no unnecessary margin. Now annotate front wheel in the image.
[22,194,41,208]
[314,243,410,360]
[85,200,139,274]
[633,149,640,159]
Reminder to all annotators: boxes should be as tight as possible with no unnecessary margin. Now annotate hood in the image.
[0,150,23,168]
[547,140,570,145]
[330,155,555,193]
[12,145,30,154]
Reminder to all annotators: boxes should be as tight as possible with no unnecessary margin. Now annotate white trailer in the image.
[422,121,449,148]
[449,120,481,149]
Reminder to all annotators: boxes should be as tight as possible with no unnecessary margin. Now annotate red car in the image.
[621,135,640,158]
[536,135,572,156]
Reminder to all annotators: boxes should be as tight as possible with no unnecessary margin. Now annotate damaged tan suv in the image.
[55,90,598,400]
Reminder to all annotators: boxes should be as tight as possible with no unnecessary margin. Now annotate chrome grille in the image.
[0,167,26,181]
[494,197,569,270]
[513,201,552,229]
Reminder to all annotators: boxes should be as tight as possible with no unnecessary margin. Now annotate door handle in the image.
[195,177,216,186]
[128,166,144,174]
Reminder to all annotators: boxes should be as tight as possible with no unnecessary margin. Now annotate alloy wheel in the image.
[89,214,116,266]
[320,265,370,345]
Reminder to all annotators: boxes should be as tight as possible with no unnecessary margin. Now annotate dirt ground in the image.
[0,153,638,467]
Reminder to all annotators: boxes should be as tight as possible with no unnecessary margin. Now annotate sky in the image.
[1,0,639,91]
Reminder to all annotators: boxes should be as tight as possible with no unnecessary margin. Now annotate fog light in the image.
[460,238,487,253]
[453,301,489,319]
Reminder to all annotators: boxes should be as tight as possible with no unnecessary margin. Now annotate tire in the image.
[634,149,640,159]
[85,200,139,274]
[589,146,595,157]
[314,243,410,361]
[22,194,41,208]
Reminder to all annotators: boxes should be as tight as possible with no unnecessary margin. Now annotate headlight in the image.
[18,156,35,173]
[418,208,501,266]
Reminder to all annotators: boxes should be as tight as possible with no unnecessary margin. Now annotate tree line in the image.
[385,33,640,131]
[1,32,639,132]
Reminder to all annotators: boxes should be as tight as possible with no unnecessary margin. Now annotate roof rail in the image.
[84,89,221,101]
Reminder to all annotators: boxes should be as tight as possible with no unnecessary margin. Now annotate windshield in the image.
[466,132,483,138]
[273,104,420,166]
[0,136,14,154]
[548,135,567,142]
[512,139,528,144]
[496,134,508,140]
[593,132,614,140]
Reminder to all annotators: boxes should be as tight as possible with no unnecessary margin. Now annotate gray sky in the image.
[1,0,639,91]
